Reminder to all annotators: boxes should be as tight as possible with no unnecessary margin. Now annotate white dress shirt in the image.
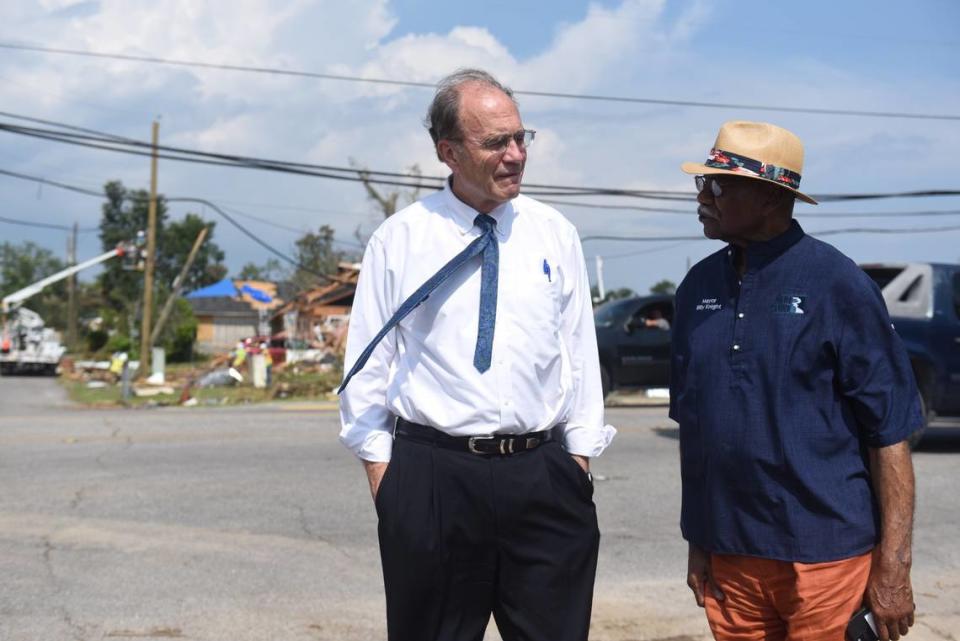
[339,180,616,462]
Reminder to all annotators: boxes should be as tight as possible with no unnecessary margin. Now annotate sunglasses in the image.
[694,175,724,198]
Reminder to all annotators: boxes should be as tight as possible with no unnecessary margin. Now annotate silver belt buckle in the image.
[468,436,496,454]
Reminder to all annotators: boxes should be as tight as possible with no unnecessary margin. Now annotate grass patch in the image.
[60,363,342,408]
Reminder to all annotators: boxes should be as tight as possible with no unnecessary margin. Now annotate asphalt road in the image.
[1,376,959,641]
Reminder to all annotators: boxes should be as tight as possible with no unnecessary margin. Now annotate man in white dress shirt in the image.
[339,68,615,641]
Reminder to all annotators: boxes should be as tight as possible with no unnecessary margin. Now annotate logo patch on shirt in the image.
[772,294,807,315]
[695,297,723,311]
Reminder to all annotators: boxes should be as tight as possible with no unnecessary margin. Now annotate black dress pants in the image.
[375,433,600,641]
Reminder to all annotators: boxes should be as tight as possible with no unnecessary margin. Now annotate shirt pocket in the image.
[504,254,561,336]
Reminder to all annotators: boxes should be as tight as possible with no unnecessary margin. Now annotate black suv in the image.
[594,295,675,398]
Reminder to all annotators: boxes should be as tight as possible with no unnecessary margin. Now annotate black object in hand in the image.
[846,607,879,641]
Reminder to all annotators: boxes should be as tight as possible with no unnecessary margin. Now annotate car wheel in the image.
[600,365,611,401]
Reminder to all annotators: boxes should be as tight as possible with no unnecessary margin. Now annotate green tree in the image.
[650,279,677,295]
[98,181,168,318]
[157,298,198,363]
[97,181,227,335]
[590,286,635,306]
[158,213,227,290]
[291,225,355,290]
[238,258,286,282]
[0,241,67,327]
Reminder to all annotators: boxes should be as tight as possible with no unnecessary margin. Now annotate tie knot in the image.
[474,214,497,234]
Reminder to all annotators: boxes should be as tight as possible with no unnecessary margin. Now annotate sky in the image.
[1,0,959,296]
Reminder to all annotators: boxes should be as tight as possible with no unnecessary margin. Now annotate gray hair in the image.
[425,68,516,161]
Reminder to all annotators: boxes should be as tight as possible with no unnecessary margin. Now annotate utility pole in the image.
[150,226,208,346]
[138,120,159,378]
[595,255,606,302]
[66,222,78,350]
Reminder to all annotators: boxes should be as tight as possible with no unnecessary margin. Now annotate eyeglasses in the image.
[477,129,536,153]
[695,175,723,198]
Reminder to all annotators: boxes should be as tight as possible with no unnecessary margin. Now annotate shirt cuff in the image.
[344,430,394,463]
[561,423,617,458]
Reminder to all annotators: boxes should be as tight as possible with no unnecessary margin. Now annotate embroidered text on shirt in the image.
[696,298,723,311]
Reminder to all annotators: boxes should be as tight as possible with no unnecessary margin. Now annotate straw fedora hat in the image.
[681,121,817,205]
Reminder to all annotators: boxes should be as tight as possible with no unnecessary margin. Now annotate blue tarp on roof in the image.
[240,284,272,303]
[186,279,273,303]
[186,279,239,299]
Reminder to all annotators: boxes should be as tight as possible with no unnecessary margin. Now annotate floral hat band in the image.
[682,121,817,204]
[704,148,802,189]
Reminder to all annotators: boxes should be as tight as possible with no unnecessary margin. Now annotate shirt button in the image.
[504,400,511,407]
[732,344,741,351]
[737,312,745,319]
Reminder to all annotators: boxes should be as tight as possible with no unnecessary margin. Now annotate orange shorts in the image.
[704,550,872,641]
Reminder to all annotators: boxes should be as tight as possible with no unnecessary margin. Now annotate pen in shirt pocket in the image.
[543,258,552,283]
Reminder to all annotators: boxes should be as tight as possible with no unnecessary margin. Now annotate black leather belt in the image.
[395,417,556,456]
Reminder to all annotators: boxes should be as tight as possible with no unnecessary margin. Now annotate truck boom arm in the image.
[1,247,124,313]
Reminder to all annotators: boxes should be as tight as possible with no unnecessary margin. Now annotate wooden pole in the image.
[138,120,159,378]
[66,222,78,349]
[150,226,208,346]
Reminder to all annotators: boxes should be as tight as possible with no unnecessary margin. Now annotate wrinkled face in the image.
[696,175,775,246]
[439,83,526,213]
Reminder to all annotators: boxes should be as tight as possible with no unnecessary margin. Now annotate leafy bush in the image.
[164,299,197,363]
[86,329,109,352]
[104,333,132,354]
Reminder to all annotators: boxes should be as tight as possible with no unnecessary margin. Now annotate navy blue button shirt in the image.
[670,220,921,563]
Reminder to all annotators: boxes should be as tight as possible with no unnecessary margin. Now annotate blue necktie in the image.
[338,213,499,394]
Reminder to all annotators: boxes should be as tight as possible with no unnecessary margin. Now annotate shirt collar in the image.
[441,177,516,240]
[728,219,806,271]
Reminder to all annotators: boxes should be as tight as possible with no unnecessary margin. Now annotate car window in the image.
[594,299,635,327]
[630,301,674,329]
[862,266,905,291]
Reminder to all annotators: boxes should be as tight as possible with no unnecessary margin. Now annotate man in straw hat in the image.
[671,121,920,640]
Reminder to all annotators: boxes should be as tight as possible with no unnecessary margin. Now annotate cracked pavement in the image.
[1,376,958,640]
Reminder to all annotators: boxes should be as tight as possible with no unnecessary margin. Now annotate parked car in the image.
[594,294,674,398]
[860,262,960,446]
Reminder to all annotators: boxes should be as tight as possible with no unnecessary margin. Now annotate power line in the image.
[0,213,96,232]
[3,164,957,251]
[2,41,959,121]
[0,166,356,284]
[0,120,701,199]
[812,224,960,236]
[3,116,960,203]
[545,198,960,218]
[581,223,960,242]
[582,234,703,242]
[166,198,353,284]
[219,203,365,248]
[0,122,447,192]
[0,109,136,142]
[211,197,372,218]
[0,167,104,197]
[595,240,698,261]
